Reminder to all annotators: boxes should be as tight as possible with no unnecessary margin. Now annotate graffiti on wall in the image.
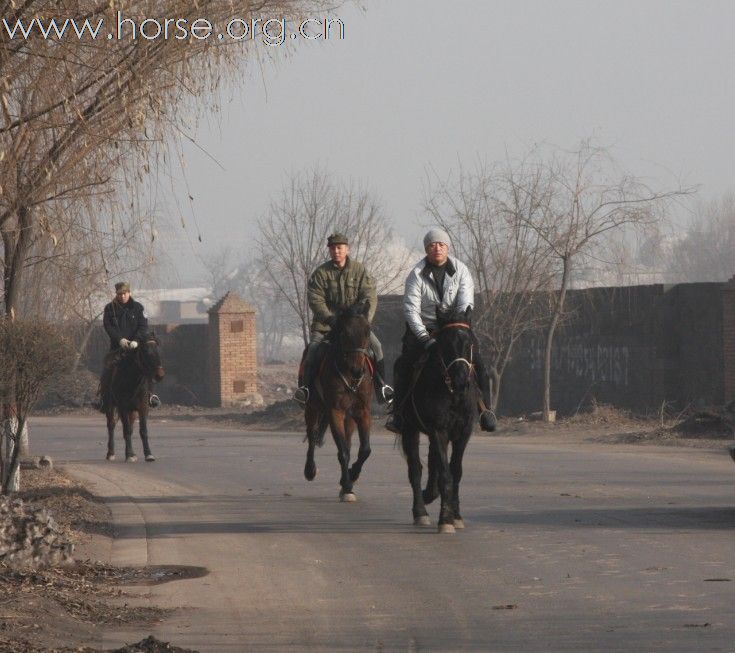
[528,338,630,386]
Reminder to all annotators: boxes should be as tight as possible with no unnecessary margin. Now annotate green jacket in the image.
[308,257,377,333]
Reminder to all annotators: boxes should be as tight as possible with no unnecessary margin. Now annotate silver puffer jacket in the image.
[403,256,475,340]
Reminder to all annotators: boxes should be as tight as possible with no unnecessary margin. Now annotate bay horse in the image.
[303,301,374,502]
[399,307,477,533]
[104,335,165,462]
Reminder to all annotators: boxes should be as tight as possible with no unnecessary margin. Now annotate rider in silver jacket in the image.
[385,228,496,433]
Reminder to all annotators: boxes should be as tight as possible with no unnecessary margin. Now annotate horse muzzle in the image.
[154,367,165,382]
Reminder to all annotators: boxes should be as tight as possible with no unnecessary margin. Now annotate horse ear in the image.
[361,299,371,317]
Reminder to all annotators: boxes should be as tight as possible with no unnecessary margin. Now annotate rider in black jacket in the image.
[103,283,148,350]
[99,282,160,411]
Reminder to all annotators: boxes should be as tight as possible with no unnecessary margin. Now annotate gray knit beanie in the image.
[423,228,451,249]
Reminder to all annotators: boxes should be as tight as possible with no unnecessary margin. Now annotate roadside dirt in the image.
[0,467,198,653]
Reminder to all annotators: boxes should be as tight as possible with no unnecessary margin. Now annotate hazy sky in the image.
[156,0,735,286]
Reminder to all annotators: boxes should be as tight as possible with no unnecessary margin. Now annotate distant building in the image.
[132,287,213,324]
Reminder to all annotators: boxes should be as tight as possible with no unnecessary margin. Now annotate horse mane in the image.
[436,306,472,329]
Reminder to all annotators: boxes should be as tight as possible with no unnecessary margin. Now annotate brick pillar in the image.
[207,292,258,407]
[723,276,735,403]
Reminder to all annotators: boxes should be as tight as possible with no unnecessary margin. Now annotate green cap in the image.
[327,233,349,247]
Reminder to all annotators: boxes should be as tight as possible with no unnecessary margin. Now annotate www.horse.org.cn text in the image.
[1,13,346,45]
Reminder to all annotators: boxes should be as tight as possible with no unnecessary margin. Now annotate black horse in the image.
[104,336,165,462]
[399,307,477,533]
[303,301,374,501]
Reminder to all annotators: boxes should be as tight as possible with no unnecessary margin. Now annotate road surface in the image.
[31,416,735,652]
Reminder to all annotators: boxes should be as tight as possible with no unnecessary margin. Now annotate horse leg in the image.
[329,410,354,501]
[402,427,430,526]
[304,403,320,481]
[422,438,440,505]
[348,410,371,483]
[435,433,456,533]
[105,410,117,461]
[121,411,137,462]
[449,434,470,529]
[139,405,154,461]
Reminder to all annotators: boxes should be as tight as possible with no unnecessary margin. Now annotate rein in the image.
[431,323,474,395]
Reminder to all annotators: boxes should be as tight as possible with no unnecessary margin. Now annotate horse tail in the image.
[303,411,329,448]
[315,413,329,447]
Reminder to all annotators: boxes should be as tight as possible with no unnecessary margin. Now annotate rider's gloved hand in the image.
[423,337,438,351]
[325,315,338,327]
[128,340,139,349]
[119,338,130,349]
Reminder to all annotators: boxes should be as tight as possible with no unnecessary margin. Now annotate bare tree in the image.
[665,193,735,282]
[203,248,299,360]
[1,0,342,319]
[516,141,691,420]
[424,159,557,409]
[257,166,411,346]
[0,319,75,493]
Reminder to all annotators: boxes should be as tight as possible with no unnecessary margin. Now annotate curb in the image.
[64,464,149,567]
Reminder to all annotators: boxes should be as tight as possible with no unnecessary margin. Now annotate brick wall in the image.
[208,293,258,407]
[723,276,735,403]
[373,282,734,416]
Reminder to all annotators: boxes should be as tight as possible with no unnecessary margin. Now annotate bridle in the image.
[431,322,474,395]
[330,316,371,394]
[134,339,165,380]
[334,344,370,393]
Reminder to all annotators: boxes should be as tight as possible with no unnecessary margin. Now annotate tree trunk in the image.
[490,366,501,411]
[2,205,33,318]
[543,256,571,422]
[2,416,24,494]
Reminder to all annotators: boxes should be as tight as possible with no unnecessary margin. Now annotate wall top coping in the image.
[208,292,256,315]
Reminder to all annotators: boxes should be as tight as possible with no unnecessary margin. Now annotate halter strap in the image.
[432,322,471,336]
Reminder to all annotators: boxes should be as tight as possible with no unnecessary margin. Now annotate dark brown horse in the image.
[303,301,374,501]
[104,336,165,462]
[400,307,477,533]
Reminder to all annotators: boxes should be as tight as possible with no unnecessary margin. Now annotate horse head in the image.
[137,334,165,382]
[434,306,474,393]
[333,300,371,379]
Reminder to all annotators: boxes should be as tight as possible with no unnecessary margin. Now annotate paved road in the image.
[31,416,735,652]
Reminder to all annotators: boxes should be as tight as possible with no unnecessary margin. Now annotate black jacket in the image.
[103,298,149,350]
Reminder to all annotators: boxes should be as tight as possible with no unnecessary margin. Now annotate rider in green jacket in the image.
[294,233,393,406]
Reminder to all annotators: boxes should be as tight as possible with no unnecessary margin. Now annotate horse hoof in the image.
[126,455,138,463]
[145,454,156,462]
[438,523,456,534]
[106,453,115,461]
[414,515,431,526]
[304,463,317,481]
[339,492,357,503]
[454,518,465,529]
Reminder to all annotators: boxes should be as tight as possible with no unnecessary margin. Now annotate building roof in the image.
[208,292,256,314]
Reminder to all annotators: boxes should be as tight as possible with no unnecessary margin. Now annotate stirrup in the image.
[380,384,395,406]
[293,386,309,406]
[149,394,161,408]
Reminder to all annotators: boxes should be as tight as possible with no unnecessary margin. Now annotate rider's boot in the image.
[294,352,319,407]
[372,359,394,406]
[293,348,310,406]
